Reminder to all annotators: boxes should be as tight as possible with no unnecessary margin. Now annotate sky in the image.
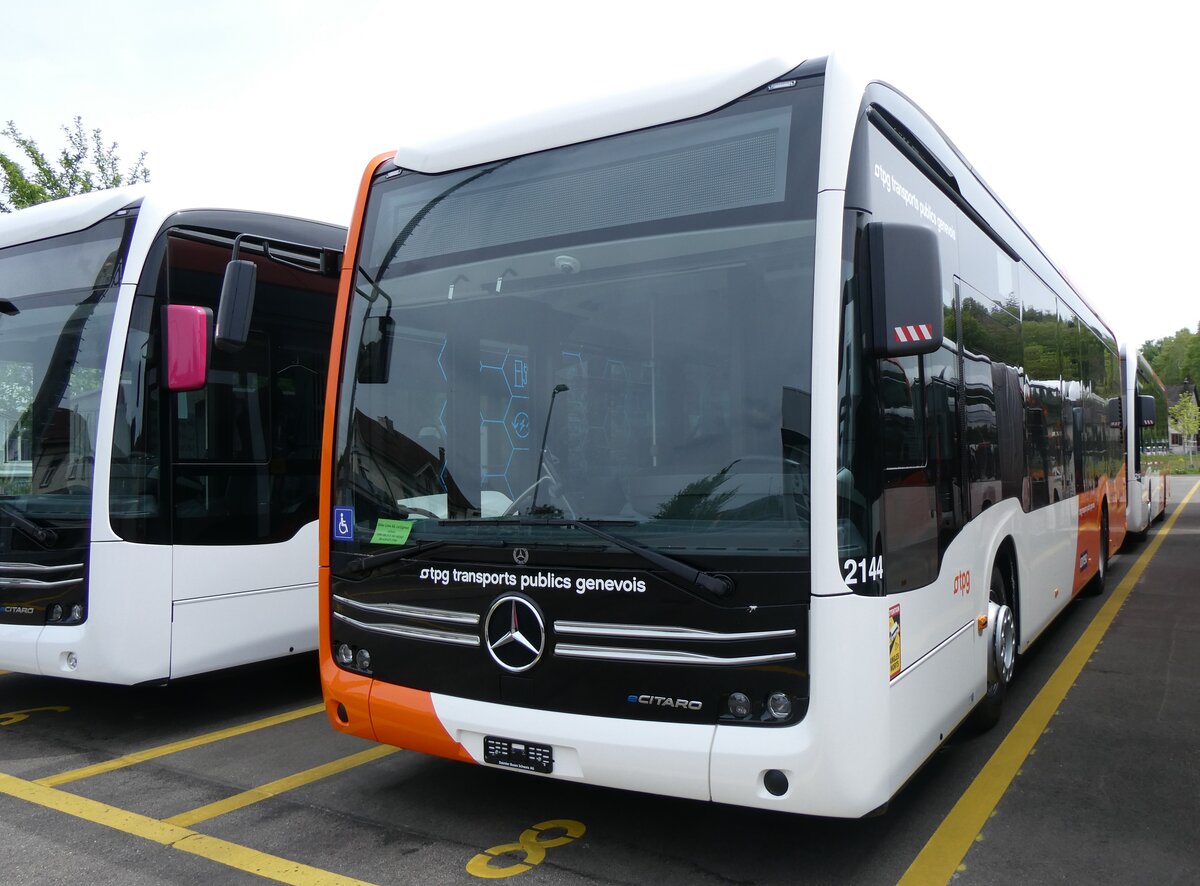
[3,0,1194,349]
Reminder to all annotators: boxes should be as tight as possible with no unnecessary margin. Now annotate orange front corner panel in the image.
[319,564,376,741]
[321,653,377,742]
[370,683,476,765]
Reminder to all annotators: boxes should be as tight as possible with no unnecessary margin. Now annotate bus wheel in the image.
[971,562,1015,732]
[1083,506,1109,597]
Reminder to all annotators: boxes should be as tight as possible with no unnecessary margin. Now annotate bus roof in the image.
[0,185,147,249]
[393,51,809,174]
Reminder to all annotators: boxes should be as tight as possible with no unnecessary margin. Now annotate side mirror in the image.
[357,315,395,385]
[165,304,212,392]
[866,223,944,358]
[1137,394,1157,427]
[214,259,256,351]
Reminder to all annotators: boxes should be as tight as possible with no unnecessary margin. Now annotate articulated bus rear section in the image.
[319,52,1125,816]
[0,186,345,684]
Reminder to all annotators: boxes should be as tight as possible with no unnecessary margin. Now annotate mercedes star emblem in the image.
[484,595,546,673]
[513,547,530,566]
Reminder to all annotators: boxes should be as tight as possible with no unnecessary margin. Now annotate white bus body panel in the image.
[32,541,174,683]
[1011,498,1081,650]
[431,693,716,802]
[170,521,319,678]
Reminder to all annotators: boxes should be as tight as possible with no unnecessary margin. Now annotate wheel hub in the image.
[988,601,1015,686]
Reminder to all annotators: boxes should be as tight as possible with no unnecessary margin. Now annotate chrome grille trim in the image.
[554,643,795,666]
[0,562,83,574]
[0,577,83,591]
[333,595,479,626]
[554,620,795,642]
[333,610,479,647]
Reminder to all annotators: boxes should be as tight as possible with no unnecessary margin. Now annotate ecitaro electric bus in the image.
[0,186,344,684]
[319,53,1126,816]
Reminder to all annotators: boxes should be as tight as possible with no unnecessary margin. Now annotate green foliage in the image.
[1169,395,1200,466]
[1143,326,1200,385]
[1,117,149,213]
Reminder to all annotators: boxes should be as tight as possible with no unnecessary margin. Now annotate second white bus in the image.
[1,186,345,684]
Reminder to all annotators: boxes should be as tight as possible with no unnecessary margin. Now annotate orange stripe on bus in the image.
[319,567,376,742]
[320,151,397,570]
[369,683,475,764]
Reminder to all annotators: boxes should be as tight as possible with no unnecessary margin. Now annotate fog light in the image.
[336,643,354,666]
[764,769,789,796]
[49,604,63,622]
[355,648,372,670]
[70,604,84,622]
[727,692,752,719]
[766,691,792,720]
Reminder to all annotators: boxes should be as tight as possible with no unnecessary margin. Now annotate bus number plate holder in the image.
[484,736,554,773]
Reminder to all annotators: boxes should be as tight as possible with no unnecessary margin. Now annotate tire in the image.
[970,561,1016,732]
[1082,506,1109,597]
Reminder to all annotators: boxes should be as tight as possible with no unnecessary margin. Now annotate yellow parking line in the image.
[165,745,399,827]
[0,771,374,885]
[37,703,325,787]
[899,478,1200,886]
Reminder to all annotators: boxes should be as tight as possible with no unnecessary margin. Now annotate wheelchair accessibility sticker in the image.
[333,507,355,541]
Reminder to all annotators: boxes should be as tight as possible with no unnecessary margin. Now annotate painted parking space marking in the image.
[466,819,587,879]
[37,703,325,787]
[898,478,1200,886]
[1,705,69,726]
[0,771,376,885]
[165,745,399,827]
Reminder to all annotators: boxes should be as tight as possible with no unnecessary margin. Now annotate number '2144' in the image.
[843,556,884,586]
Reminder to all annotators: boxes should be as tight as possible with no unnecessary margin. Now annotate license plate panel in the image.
[483,735,554,773]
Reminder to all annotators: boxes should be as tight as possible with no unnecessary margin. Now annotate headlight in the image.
[766,691,792,720]
[727,692,752,719]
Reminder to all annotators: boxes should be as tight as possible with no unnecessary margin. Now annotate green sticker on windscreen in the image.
[370,519,414,545]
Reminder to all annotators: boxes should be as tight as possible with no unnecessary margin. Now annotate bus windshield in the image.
[0,215,130,533]
[333,84,821,570]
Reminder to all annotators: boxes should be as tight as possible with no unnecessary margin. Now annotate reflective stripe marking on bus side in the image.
[0,771,376,886]
[899,477,1200,885]
[35,703,325,787]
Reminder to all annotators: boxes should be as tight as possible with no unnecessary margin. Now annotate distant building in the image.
[1165,382,1199,453]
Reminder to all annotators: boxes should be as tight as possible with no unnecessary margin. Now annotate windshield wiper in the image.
[452,517,734,597]
[0,501,58,547]
[344,536,507,577]
[562,518,734,598]
[344,538,452,577]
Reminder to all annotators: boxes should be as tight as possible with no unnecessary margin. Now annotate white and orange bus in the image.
[1,186,344,684]
[1122,344,1168,536]
[319,52,1126,816]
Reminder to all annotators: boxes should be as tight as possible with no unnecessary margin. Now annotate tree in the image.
[1,117,149,213]
[1169,394,1200,469]
[1144,326,1200,386]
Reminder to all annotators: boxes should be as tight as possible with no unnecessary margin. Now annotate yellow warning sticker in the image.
[889,604,901,679]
